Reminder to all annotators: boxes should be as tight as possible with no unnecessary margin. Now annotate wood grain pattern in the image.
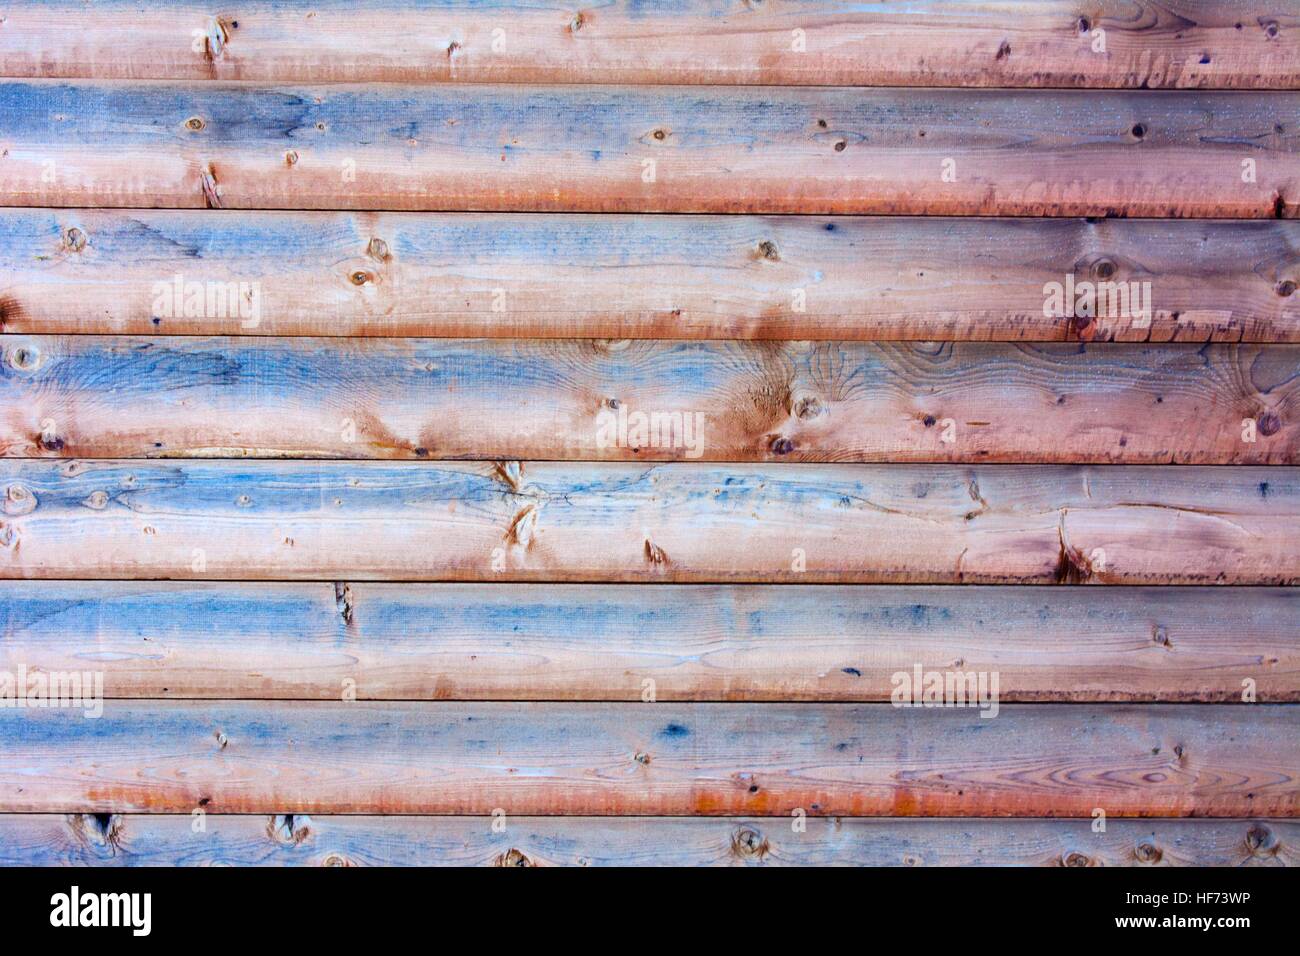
[1,702,1294,816]
[2,82,1296,216]
[1,2,1296,89]
[2,581,1295,702]
[0,814,1292,867]
[5,211,1298,342]
[4,336,1297,463]
[1,460,1295,584]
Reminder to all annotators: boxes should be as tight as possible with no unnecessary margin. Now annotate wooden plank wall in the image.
[0,0,1297,867]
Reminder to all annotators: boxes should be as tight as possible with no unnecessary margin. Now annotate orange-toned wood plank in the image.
[2,83,1295,216]
[2,336,1296,463]
[2,702,1294,816]
[0,2,1295,89]
[5,212,1297,341]
[2,581,1295,701]
[1,814,1292,867]
[0,460,1295,584]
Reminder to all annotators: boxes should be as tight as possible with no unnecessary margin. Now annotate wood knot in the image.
[644,539,668,566]
[495,848,533,867]
[9,344,40,370]
[1246,823,1276,854]
[731,826,769,859]
[493,460,525,492]
[1276,279,1296,297]
[284,149,298,167]
[73,813,124,851]
[1091,257,1117,280]
[4,484,35,516]
[507,505,539,548]
[200,164,222,208]
[757,240,780,261]
[791,394,824,420]
[769,436,795,455]
[1257,410,1282,436]
[367,237,390,261]
[1061,850,1094,867]
[334,582,355,625]
[64,226,87,251]
[1054,522,1095,584]
[634,750,651,765]
[1134,840,1162,864]
[185,116,205,131]
[268,814,312,845]
[203,16,229,59]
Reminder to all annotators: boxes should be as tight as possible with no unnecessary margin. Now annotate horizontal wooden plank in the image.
[3,83,1296,216]
[1,814,1293,867]
[1,2,1296,89]
[2,702,1294,815]
[2,582,1295,702]
[4,336,1297,463]
[5,212,1298,341]
[0,461,1295,583]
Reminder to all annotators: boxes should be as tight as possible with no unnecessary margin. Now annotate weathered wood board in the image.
[5,212,1298,341]
[2,83,1295,216]
[2,582,1294,701]
[1,2,1295,89]
[3,336,1296,463]
[3,0,1297,869]
[0,814,1291,867]
[0,460,1295,583]
[2,702,1295,816]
